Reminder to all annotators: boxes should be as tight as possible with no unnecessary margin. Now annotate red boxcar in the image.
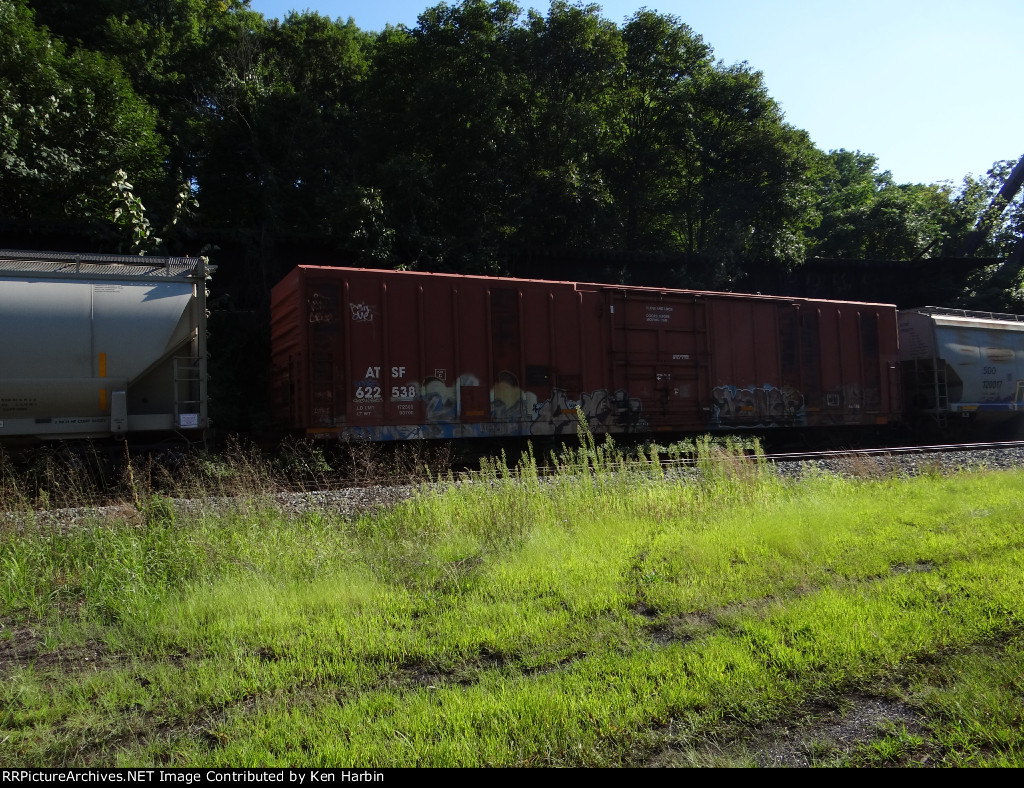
[270,266,901,439]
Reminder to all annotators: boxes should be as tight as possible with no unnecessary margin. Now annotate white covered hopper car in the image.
[899,306,1024,425]
[0,250,211,442]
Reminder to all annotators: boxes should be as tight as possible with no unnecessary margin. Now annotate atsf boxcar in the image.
[271,266,901,440]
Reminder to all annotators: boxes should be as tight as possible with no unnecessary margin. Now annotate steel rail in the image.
[653,440,1024,469]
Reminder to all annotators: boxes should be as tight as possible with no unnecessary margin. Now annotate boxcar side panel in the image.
[382,278,423,428]
[419,277,458,434]
[606,289,709,432]
[881,308,901,419]
[707,298,797,428]
[269,267,305,429]
[531,284,588,436]
[455,279,491,428]
[801,303,900,427]
[520,286,554,426]
[272,266,901,440]
[309,275,345,430]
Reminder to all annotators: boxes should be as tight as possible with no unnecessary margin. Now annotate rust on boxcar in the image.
[270,267,901,440]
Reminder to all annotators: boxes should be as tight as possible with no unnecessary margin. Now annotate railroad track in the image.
[758,439,1024,465]
[621,439,1024,477]
[6,439,1024,524]
[527,439,1024,478]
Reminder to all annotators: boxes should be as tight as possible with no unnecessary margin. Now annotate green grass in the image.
[1,437,1023,767]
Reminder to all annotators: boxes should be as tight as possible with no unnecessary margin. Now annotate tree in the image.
[0,0,165,235]
[950,158,1024,311]
[363,0,528,270]
[674,63,818,281]
[951,158,1024,259]
[603,10,711,254]
[599,11,818,286]
[509,1,621,249]
[808,149,954,260]
[190,9,373,293]
[24,1,258,227]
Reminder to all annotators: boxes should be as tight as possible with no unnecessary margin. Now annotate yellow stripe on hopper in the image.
[98,352,107,377]
[100,389,107,411]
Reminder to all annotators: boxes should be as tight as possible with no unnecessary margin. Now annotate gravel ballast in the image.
[4,444,1024,529]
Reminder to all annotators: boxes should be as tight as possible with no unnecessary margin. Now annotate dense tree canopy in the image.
[2,0,1021,305]
[0,0,165,232]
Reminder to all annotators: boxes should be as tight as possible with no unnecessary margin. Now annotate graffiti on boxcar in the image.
[531,388,575,434]
[337,382,644,440]
[419,374,489,424]
[421,378,455,422]
[711,383,805,424]
[850,384,879,410]
[349,302,374,322]
[342,422,518,440]
[308,291,337,324]
[531,387,643,435]
[583,388,644,430]
[342,369,647,437]
[492,371,540,422]
[421,376,462,423]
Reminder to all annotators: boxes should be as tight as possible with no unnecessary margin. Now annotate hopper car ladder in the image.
[905,357,949,427]
[932,361,949,416]
[173,356,204,428]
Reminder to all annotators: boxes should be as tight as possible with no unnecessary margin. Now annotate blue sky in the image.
[247,0,1023,188]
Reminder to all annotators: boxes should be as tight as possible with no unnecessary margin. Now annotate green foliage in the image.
[605,10,713,254]
[3,0,1022,301]
[807,149,955,260]
[950,158,1024,310]
[512,1,621,247]
[195,8,373,247]
[363,0,529,270]
[0,0,165,227]
[108,170,156,254]
[3,442,1024,766]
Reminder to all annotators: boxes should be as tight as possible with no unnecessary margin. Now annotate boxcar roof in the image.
[288,264,897,308]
